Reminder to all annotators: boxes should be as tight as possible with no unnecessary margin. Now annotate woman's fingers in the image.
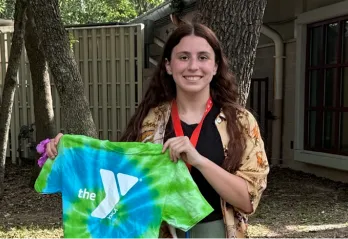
[54,133,63,145]
[163,136,193,163]
[50,139,58,157]
[164,138,178,162]
[162,137,175,153]
[174,141,186,163]
[170,148,176,162]
[46,133,64,159]
[46,141,55,159]
[51,133,64,156]
[169,138,186,163]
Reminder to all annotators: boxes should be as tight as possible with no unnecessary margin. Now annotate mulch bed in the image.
[1,161,348,238]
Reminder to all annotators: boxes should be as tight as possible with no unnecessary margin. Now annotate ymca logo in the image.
[78,169,139,219]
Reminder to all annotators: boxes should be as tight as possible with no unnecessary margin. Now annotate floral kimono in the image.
[138,102,269,238]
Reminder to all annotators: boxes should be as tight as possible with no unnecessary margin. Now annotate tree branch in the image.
[0,0,28,199]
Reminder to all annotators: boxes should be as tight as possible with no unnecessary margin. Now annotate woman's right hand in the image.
[46,133,64,159]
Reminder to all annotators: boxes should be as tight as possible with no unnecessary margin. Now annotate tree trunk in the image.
[24,8,56,187]
[0,0,27,199]
[28,0,97,137]
[196,0,267,106]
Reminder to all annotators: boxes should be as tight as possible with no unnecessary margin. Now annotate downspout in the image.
[260,25,285,165]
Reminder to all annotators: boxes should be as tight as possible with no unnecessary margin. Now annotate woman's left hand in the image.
[162,136,205,167]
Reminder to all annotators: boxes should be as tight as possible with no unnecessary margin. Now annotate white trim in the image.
[257,39,296,49]
[257,42,275,49]
[297,0,348,24]
[149,57,158,66]
[154,37,164,48]
[65,23,144,31]
[294,150,348,171]
[294,1,348,167]
[294,21,306,150]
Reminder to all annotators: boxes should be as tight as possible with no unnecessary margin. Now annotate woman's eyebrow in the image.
[175,51,211,55]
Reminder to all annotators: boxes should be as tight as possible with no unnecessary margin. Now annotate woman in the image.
[46,22,269,238]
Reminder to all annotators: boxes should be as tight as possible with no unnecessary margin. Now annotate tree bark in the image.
[196,0,267,106]
[28,0,97,137]
[24,8,57,187]
[0,0,27,199]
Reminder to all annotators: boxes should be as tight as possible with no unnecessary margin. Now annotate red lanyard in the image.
[171,97,213,171]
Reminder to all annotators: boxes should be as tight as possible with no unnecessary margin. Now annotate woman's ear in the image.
[165,58,172,75]
[213,63,218,75]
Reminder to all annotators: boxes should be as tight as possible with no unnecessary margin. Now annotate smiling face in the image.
[165,35,218,96]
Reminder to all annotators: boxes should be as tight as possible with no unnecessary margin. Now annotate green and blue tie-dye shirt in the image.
[34,135,213,238]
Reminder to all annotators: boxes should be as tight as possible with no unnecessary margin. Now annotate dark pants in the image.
[176,219,225,238]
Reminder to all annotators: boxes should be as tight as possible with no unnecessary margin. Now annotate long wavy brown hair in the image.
[120,22,246,173]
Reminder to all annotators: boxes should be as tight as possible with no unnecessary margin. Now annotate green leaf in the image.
[58,0,164,25]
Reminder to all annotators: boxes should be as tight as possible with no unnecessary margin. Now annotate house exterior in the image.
[131,0,348,182]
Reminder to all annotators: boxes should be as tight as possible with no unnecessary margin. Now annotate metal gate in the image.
[247,77,271,151]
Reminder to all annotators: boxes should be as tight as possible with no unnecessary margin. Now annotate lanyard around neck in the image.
[170,97,213,171]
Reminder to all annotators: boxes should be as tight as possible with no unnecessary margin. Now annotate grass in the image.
[0,225,62,238]
[248,166,348,238]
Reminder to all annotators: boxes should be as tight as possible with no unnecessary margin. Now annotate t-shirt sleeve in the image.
[162,160,214,232]
[34,137,68,194]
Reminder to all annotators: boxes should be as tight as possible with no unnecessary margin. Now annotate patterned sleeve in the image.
[235,110,270,214]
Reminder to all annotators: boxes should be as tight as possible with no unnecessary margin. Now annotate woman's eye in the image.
[179,56,188,60]
[199,56,208,60]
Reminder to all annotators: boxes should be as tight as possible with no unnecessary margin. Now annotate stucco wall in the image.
[260,0,296,44]
[305,0,346,11]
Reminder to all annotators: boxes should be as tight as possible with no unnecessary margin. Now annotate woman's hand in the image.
[162,136,206,167]
[46,133,64,159]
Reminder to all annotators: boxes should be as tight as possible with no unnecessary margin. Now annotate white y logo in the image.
[91,169,138,219]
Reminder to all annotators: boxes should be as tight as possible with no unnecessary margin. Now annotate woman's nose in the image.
[188,58,199,71]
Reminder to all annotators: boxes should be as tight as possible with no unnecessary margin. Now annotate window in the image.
[305,16,348,155]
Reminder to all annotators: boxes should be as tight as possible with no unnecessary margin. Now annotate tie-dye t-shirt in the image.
[34,135,213,238]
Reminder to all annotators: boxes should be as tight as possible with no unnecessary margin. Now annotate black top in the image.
[164,103,224,222]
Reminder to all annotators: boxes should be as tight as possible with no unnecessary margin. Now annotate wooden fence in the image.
[0,23,144,164]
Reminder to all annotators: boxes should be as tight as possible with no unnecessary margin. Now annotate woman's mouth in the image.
[184,76,202,81]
